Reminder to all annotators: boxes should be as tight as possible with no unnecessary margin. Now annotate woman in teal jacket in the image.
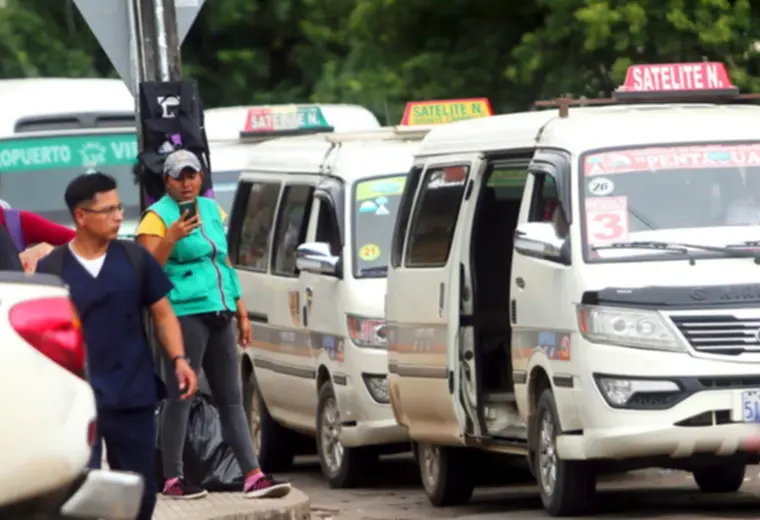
[137,150,291,500]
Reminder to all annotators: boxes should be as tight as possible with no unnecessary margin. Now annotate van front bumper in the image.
[334,372,409,448]
[557,380,759,461]
[61,469,143,519]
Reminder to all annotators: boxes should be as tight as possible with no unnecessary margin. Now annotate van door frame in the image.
[458,151,537,439]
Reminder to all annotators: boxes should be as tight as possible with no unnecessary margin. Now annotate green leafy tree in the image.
[508,0,760,100]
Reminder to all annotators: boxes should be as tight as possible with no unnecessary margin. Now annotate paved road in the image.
[280,455,760,519]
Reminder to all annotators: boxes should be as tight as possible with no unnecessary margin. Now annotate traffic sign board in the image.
[73,0,205,96]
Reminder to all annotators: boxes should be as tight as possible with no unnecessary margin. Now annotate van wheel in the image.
[317,382,376,488]
[417,443,474,506]
[693,463,746,493]
[247,373,295,472]
[535,389,596,516]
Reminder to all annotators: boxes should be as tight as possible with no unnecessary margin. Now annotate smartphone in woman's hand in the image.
[178,200,197,220]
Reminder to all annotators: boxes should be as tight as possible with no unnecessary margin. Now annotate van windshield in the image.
[581,142,760,261]
[352,174,407,278]
[0,132,139,225]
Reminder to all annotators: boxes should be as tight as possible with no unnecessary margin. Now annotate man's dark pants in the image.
[89,406,157,520]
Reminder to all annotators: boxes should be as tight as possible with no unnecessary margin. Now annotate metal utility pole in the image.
[130,0,185,209]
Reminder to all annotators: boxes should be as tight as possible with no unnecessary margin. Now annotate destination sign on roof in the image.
[243,105,329,133]
[616,62,736,94]
[584,144,760,176]
[400,98,493,126]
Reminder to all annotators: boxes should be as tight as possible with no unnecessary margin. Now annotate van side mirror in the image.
[514,222,571,265]
[296,242,341,276]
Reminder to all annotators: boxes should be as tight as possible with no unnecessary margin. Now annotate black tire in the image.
[317,382,376,488]
[693,462,746,493]
[245,371,295,472]
[534,389,596,517]
[417,442,475,506]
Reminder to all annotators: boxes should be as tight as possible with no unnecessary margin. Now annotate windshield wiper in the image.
[358,266,388,277]
[591,240,760,265]
[592,241,696,264]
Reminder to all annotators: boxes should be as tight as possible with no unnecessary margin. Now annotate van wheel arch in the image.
[316,365,331,392]
[243,362,296,472]
[527,366,552,466]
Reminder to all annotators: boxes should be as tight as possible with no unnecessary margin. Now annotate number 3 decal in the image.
[592,213,624,240]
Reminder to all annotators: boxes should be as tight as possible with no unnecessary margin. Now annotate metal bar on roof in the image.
[534,93,760,118]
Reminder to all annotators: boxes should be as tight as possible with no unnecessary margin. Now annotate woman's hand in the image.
[167,211,201,243]
[238,316,252,347]
[20,242,54,273]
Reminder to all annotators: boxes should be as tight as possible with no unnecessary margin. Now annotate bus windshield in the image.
[0,132,139,225]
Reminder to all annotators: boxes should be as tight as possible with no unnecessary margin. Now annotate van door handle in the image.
[438,282,445,317]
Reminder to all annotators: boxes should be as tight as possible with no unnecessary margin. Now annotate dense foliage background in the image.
[3,0,760,122]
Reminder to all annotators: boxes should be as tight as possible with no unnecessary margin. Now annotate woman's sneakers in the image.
[243,472,292,499]
[162,477,208,499]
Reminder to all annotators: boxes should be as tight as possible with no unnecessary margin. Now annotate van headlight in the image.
[577,304,683,352]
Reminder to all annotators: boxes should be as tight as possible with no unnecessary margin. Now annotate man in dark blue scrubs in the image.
[37,173,197,520]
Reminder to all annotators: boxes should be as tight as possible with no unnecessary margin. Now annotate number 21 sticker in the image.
[585,197,629,243]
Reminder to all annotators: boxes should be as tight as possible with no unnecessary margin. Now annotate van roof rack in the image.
[534,62,760,118]
[323,125,434,144]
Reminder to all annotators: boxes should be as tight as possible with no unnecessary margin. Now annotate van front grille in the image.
[669,314,760,355]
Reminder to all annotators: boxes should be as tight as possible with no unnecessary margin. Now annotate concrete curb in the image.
[153,488,310,520]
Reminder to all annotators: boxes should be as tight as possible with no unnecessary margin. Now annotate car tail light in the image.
[9,297,86,379]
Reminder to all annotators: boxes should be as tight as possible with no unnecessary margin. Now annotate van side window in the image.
[391,165,423,267]
[528,174,559,222]
[316,201,341,256]
[272,185,314,277]
[405,165,469,268]
[236,181,281,271]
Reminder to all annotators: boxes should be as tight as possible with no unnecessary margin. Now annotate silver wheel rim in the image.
[320,396,344,475]
[538,412,557,496]
[419,444,440,491]
[250,387,262,456]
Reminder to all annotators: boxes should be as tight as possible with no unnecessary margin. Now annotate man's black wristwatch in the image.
[172,354,190,366]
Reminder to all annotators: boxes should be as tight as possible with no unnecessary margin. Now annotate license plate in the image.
[742,390,760,422]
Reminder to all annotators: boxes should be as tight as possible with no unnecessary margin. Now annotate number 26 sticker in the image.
[585,197,629,243]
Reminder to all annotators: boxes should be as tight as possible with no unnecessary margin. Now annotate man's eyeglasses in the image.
[81,204,124,216]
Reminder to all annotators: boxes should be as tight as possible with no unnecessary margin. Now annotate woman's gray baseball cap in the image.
[163,150,202,178]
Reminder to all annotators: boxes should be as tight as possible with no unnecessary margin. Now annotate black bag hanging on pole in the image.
[135,79,213,205]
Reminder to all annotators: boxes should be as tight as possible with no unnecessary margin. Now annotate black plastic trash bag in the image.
[155,395,245,491]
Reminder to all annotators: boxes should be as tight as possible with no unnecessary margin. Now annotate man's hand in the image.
[167,211,201,244]
[238,316,252,347]
[175,358,197,400]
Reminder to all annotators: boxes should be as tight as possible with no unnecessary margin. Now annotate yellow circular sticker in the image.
[359,243,381,261]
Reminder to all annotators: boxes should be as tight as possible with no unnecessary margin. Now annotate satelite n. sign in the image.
[73,0,206,96]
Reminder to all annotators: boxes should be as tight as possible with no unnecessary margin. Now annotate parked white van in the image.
[386,63,760,516]
[229,99,492,488]
[0,78,138,232]
[205,104,381,216]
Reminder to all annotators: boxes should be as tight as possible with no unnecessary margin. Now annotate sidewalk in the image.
[153,489,311,520]
[102,449,310,519]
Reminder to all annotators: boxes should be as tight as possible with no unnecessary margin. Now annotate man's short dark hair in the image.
[64,172,117,215]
